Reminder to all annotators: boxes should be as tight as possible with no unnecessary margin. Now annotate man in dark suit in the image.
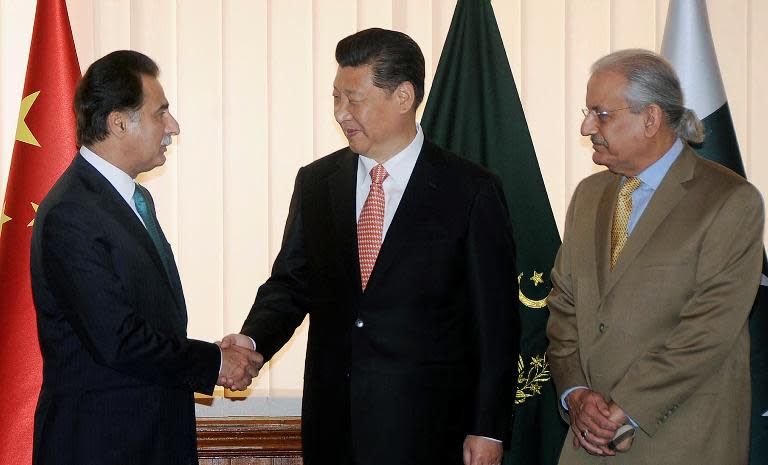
[30,50,262,465]
[220,28,519,465]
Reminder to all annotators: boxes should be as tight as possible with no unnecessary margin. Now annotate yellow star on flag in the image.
[530,270,544,286]
[16,90,41,147]
[0,203,11,236]
[27,202,39,227]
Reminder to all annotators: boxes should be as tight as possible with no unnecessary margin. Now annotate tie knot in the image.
[370,164,389,185]
[619,177,641,197]
[133,185,147,211]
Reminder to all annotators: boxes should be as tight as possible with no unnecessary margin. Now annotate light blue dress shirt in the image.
[626,138,683,235]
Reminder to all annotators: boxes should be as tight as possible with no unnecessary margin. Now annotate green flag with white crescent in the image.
[421,0,566,463]
[661,2,768,463]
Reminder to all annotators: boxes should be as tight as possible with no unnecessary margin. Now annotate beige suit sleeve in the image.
[610,182,765,435]
[547,180,589,399]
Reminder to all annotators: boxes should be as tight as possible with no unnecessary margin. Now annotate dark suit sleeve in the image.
[241,168,310,361]
[465,175,520,440]
[39,202,220,394]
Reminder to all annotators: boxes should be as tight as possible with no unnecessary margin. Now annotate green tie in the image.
[132,185,172,276]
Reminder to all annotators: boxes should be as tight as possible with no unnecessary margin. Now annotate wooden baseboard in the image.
[197,417,302,464]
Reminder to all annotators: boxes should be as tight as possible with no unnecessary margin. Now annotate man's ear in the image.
[643,104,664,137]
[107,110,129,137]
[396,81,415,114]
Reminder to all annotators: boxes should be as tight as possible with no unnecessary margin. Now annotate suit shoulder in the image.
[694,154,751,187]
[300,147,353,176]
[37,162,87,213]
[425,140,501,188]
[571,169,615,195]
[689,154,762,203]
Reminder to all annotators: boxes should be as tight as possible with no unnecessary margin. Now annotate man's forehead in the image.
[140,74,169,107]
[586,71,626,105]
[333,65,374,91]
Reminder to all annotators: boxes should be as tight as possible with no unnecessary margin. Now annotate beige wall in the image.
[1,0,766,416]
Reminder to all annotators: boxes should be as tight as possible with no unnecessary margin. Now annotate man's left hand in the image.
[462,435,502,465]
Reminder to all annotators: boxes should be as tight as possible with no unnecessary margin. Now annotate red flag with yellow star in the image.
[0,0,80,462]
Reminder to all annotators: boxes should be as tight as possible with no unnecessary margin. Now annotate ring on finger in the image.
[581,429,589,440]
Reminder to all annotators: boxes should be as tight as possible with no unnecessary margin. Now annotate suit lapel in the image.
[595,178,619,297]
[74,155,186,316]
[136,183,188,322]
[602,146,696,297]
[328,150,361,289]
[366,141,442,289]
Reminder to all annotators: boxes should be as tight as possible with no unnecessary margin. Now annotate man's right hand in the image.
[219,332,256,351]
[566,389,621,456]
[218,344,263,390]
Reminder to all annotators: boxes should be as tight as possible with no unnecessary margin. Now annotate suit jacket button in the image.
[598,323,606,333]
[355,318,364,328]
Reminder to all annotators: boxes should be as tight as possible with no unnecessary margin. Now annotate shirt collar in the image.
[358,123,424,189]
[635,138,684,190]
[80,145,138,203]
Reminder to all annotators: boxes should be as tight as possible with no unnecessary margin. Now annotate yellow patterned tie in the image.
[610,177,642,269]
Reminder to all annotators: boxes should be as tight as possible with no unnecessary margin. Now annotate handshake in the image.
[215,333,265,391]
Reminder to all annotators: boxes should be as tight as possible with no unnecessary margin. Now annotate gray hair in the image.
[591,49,704,143]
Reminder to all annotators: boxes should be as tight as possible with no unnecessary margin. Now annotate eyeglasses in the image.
[581,106,632,123]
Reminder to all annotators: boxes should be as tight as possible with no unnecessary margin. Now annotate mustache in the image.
[591,135,608,148]
[161,134,173,146]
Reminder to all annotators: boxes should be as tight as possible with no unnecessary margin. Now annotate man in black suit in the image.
[220,28,519,465]
[30,50,262,465]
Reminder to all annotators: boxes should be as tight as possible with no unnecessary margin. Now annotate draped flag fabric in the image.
[0,0,80,462]
[421,0,566,463]
[661,1,768,463]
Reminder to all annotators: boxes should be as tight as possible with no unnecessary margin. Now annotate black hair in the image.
[335,28,425,108]
[74,50,159,146]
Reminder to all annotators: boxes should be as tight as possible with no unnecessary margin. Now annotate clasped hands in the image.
[216,333,265,391]
[566,389,631,456]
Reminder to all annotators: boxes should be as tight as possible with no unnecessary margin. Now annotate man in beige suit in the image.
[547,49,764,464]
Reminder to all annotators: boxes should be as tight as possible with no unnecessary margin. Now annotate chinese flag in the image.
[0,0,80,462]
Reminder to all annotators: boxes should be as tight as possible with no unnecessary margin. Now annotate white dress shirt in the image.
[355,123,424,236]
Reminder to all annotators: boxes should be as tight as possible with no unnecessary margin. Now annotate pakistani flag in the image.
[421,0,566,463]
[661,1,768,463]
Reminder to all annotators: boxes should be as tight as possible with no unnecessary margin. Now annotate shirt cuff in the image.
[560,385,588,410]
[218,346,223,373]
[479,436,502,443]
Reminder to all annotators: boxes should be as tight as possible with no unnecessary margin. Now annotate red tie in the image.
[358,164,388,291]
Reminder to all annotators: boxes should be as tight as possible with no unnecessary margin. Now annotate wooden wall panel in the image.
[132,0,180,246]
[221,0,272,399]
[265,0,313,411]
[312,0,356,159]
[197,417,302,465]
[708,0,748,160]
[521,0,567,233]
[747,0,768,197]
[564,0,610,205]
[176,0,225,344]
